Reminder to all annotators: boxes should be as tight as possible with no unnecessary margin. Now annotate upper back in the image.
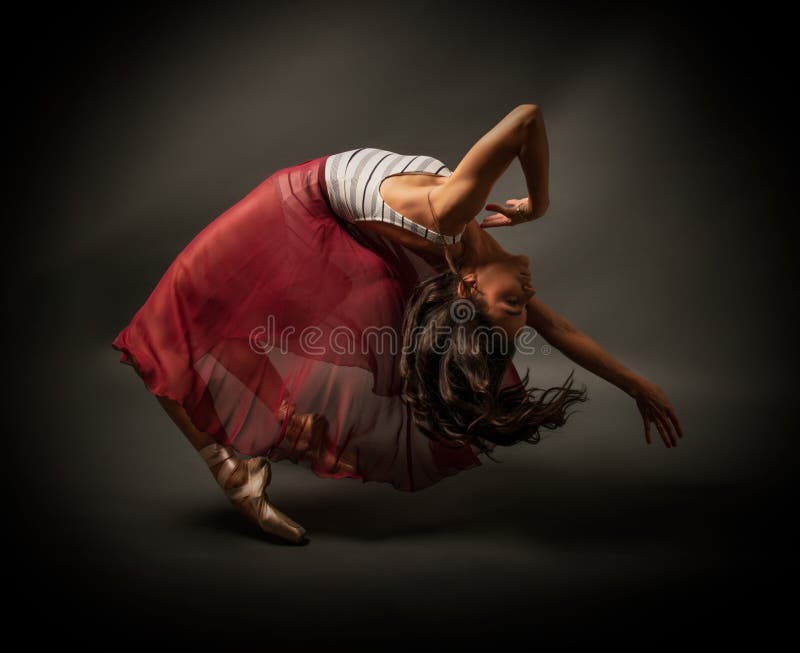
[324,147,462,245]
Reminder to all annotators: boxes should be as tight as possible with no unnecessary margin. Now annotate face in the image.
[458,254,536,339]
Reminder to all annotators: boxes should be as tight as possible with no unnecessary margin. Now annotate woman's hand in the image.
[481,195,549,228]
[628,377,684,448]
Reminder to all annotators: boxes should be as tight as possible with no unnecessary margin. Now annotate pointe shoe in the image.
[276,399,329,461]
[276,400,358,474]
[198,442,307,544]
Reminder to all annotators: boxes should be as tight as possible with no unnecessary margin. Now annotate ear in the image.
[456,272,478,299]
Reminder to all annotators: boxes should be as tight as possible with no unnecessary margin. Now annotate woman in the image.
[112,104,683,545]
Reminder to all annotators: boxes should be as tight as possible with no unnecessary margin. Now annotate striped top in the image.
[324,147,464,245]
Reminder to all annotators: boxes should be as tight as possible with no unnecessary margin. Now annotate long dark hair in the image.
[399,264,588,459]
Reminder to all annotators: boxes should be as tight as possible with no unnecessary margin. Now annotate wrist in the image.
[529,195,549,219]
[619,371,645,397]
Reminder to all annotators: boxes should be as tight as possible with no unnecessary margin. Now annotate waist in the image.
[271,153,336,217]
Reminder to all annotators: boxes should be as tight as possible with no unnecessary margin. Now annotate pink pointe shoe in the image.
[198,442,308,544]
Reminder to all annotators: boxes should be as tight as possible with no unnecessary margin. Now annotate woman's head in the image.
[400,267,588,456]
[456,253,536,340]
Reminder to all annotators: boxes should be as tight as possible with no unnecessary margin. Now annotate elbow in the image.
[517,103,541,127]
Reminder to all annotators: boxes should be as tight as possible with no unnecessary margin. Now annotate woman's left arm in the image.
[525,296,684,448]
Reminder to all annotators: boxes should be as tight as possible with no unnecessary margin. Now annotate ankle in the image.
[209,460,246,490]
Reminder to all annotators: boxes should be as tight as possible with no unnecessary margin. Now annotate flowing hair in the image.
[399,266,588,459]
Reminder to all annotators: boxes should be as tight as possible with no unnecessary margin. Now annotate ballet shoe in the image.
[275,400,359,474]
[276,399,329,461]
[198,442,308,544]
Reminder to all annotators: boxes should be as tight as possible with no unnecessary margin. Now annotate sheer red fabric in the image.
[112,155,523,491]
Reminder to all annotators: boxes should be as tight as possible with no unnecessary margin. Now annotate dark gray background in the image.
[8,0,795,645]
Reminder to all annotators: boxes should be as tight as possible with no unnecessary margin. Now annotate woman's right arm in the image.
[481,105,550,227]
[430,104,540,232]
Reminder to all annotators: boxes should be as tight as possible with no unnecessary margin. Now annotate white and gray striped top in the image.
[324,147,464,245]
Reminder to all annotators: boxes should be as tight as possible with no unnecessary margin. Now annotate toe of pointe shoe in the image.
[258,499,308,543]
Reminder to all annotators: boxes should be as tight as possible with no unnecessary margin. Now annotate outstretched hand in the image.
[628,377,683,448]
[481,196,549,228]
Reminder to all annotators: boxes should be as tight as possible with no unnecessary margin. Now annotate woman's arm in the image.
[525,296,641,393]
[519,104,550,211]
[430,104,538,233]
[481,106,550,228]
[525,296,683,447]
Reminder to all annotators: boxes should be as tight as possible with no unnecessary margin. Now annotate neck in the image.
[446,220,517,275]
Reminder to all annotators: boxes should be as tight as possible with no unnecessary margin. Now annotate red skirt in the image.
[111,154,523,491]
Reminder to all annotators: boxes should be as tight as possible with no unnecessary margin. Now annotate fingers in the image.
[480,215,512,228]
[639,399,672,448]
[651,413,672,448]
[485,201,522,216]
[653,409,678,447]
[652,386,682,441]
[667,406,684,439]
[645,405,678,448]
[640,407,652,445]
[485,203,511,215]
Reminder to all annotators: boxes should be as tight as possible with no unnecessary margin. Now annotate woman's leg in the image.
[154,394,248,488]
[126,352,245,488]
[122,348,307,542]
[155,394,215,451]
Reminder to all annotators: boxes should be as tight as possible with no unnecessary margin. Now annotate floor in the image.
[10,342,794,646]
